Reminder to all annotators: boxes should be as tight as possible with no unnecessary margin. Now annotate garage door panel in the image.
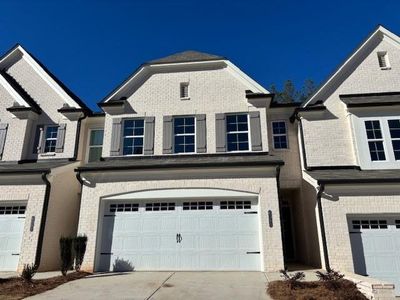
[98,198,260,271]
[0,205,26,271]
[349,216,400,295]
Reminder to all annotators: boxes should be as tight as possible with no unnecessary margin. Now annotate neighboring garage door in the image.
[0,204,26,271]
[349,217,400,295]
[98,199,261,271]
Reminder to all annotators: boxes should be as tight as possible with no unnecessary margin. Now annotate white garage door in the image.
[0,204,26,271]
[349,217,400,295]
[97,199,261,271]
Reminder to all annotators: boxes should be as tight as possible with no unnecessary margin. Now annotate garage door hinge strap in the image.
[244,211,257,214]
[100,252,113,255]
[246,251,260,254]
[11,253,20,256]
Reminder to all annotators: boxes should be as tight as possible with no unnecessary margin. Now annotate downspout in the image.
[70,112,88,161]
[291,112,308,170]
[34,171,51,268]
[275,165,286,266]
[316,183,330,270]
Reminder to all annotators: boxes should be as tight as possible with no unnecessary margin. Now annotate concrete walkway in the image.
[26,271,271,300]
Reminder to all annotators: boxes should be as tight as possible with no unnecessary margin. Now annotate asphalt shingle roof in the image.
[78,152,283,172]
[306,168,400,184]
[146,50,225,65]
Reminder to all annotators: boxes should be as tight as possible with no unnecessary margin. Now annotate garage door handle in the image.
[176,233,179,243]
[179,234,182,243]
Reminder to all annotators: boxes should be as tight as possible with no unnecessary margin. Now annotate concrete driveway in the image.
[26,271,271,300]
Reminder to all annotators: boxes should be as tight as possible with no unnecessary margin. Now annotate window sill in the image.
[40,153,56,157]
[380,67,391,70]
[180,97,190,101]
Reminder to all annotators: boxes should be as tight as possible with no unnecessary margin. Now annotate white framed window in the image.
[180,82,189,99]
[87,128,104,162]
[122,119,144,155]
[272,121,288,149]
[226,114,250,152]
[354,116,400,169]
[388,119,400,160]
[44,126,58,153]
[377,51,390,69]
[173,116,195,153]
[364,120,386,161]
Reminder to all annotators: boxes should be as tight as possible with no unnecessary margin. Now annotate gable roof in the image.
[146,50,225,65]
[0,44,91,114]
[303,25,400,107]
[101,50,268,104]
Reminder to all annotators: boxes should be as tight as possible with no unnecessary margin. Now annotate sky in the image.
[1,0,400,111]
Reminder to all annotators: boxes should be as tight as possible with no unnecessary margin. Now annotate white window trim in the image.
[377,51,391,70]
[122,119,145,156]
[271,120,289,150]
[180,82,190,100]
[86,127,104,163]
[353,115,400,169]
[226,113,252,153]
[173,116,196,154]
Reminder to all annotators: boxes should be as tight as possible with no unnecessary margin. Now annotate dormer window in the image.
[180,82,189,99]
[377,52,390,69]
[44,126,59,153]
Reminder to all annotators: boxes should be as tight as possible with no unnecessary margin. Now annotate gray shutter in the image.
[33,125,43,154]
[249,111,262,151]
[110,118,122,156]
[0,123,8,159]
[55,123,67,153]
[143,116,155,155]
[37,126,46,154]
[215,113,226,152]
[163,116,173,154]
[196,114,206,153]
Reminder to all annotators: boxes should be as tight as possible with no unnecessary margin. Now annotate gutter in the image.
[34,171,52,268]
[316,183,330,270]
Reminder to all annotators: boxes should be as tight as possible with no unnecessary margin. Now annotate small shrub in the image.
[73,235,88,271]
[59,236,74,276]
[21,263,38,282]
[316,268,345,290]
[280,269,305,290]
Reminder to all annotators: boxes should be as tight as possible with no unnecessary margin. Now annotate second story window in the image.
[388,119,400,160]
[180,82,189,99]
[174,116,195,153]
[226,114,249,152]
[44,126,58,153]
[88,129,104,162]
[364,120,386,161]
[123,119,144,155]
[272,121,288,149]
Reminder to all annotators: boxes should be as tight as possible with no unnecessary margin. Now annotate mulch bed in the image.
[268,279,367,300]
[0,272,90,300]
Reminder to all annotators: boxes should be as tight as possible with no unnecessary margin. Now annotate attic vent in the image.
[180,82,189,99]
[377,52,390,69]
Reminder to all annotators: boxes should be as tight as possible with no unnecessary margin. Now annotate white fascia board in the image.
[0,73,30,107]
[225,61,269,94]
[103,59,270,102]
[103,188,258,200]
[303,26,400,108]
[1,45,81,109]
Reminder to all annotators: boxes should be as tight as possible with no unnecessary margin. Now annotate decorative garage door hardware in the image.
[176,233,182,243]
[246,251,260,254]
[244,211,257,214]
